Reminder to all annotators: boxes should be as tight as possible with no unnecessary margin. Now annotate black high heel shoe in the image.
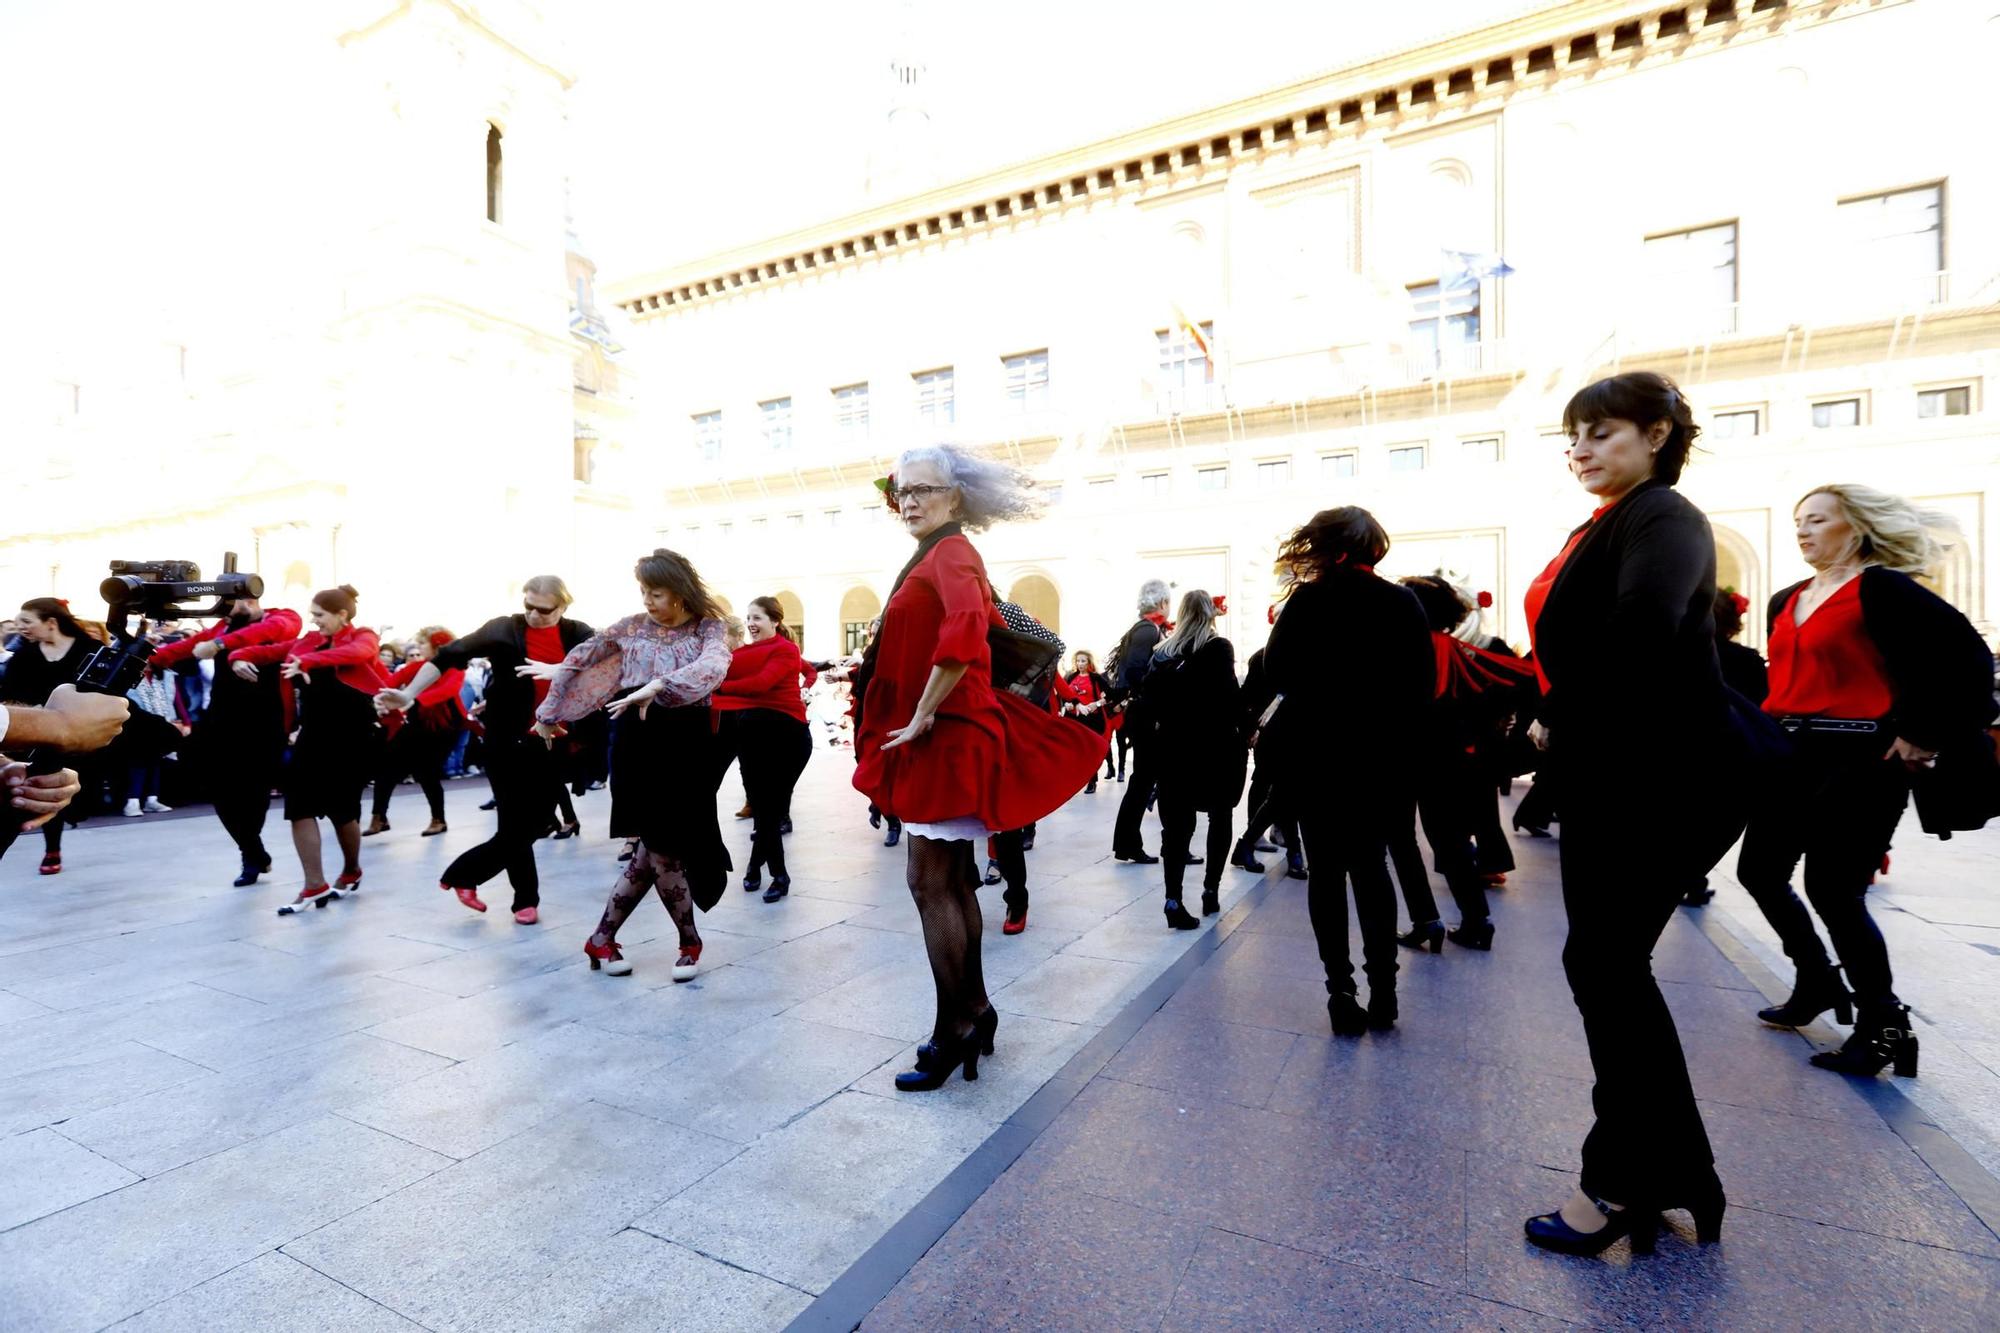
[1398,920,1445,953]
[743,869,762,893]
[1230,838,1266,874]
[761,875,790,903]
[1811,1004,1919,1077]
[1164,899,1200,930]
[975,1006,998,1055]
[1328,992,1368,1037]
[1524,1198,1660,1256]
[1757,964,1852,1028]
[1448,919,1495,951]
[1510,814,1551,838]
[895,1028,981,1090]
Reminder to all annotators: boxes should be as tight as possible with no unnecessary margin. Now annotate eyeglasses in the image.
[523,602,561,616]
[889,484,954,503]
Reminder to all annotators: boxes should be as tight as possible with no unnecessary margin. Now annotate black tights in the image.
[589,844,699,951]
[907,835,989,1046]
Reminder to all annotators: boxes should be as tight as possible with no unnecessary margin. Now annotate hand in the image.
[173,721,192,738]
[531,719,566,747]
[1885,736,1937,770]
[279,658,310,682]
[3,762,81,831]
[881,711,935,750]
[42,685,130,753]
[605,681,662,722]
[374,687,415,715]
[192,640,221,661]
[821,666,850,682]
[468,700,486,718]
[1247,729,1261,750]
[1529,720,1551,752]
[516,661,562,682]
[231,659,261,682]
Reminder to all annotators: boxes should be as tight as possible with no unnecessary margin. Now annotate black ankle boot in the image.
[1366,990,1397,1031]
[1200,888,1220,916]
[1230,837,1265,873]
[1447,919,1494,951]
[1164,899,1200,930]
[1811,1003,1918,1077]
[1328,992,1368,1037]
[1757,964,1852,1028]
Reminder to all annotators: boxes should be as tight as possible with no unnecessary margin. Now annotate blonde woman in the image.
[1737,484,1996,1078]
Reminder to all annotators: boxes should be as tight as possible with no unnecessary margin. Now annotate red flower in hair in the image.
[1728,591,1749,617]
[874,473,899,513]
[1476,590,1493,609]
[1212,595,1227,616]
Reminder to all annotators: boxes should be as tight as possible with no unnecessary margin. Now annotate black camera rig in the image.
[77,553,265,696]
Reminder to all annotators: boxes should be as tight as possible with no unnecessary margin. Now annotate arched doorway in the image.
[774,589,805,649]
[1712,528,1762,649]
[839,585,882,655]
[1008,574,1060,634]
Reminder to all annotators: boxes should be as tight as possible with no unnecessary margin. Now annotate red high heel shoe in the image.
[38,853,61,876]
[584,940,630,975]
[441,882,487,913]
[1002,907,1027,935]
[334,869,363,895]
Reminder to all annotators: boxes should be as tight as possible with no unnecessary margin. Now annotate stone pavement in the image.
[0,754,1258,1331]
[5,759,2000,1332]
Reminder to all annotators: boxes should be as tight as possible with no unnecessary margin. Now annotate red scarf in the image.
[1430,632,1539,701]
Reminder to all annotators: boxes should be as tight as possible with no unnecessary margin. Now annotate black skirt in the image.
[608,696,731,911]
[285,674,381,823]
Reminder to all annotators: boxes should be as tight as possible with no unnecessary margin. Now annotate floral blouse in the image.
[536,614,731,724]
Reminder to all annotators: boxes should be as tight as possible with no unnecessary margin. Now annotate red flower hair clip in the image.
[874,473,899,512]
[1728,591,1750,617]
[1476,590,1493,609]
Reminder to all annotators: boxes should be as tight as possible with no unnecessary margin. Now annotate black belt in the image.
[1774,716,1882,735]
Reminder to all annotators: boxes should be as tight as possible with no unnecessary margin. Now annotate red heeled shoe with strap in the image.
[584,939,631,975]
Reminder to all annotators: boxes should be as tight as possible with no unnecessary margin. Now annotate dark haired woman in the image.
[1264,508,1433,1035]
[365,628,465,838]
[232,586,392,914]
[852,445,1102,1090]
[715,595,816,902]
[1522,371,1728,1255]
[1061,649,1115,793]
[1736,484,1995,1077]
[1139,590,1245,926]
[539,549,732,982]
[1,599,101,875]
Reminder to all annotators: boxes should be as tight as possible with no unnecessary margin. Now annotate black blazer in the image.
[1139,635,1247,811]
[1534,480,1727,760]
[1263,568,1433,795]
[432,613,593,739]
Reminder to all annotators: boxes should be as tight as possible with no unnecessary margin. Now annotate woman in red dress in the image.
[853,445,1102,1091]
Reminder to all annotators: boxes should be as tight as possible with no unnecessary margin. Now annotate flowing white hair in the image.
[897,444,1044,532]
[1799,483,1961,576]
[1157,589,1220,659]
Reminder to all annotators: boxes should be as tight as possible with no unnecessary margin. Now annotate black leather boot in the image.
[1811,1003,1918,1078]
[1756,964,1852,1028]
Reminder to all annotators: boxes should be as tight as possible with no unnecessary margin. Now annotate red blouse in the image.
[1524,501,1619,692]
[1764,579,1894,719]
[231,623,392,731]
[386,659,467,732]
[852,533,1101,828]
[713,634,817,724]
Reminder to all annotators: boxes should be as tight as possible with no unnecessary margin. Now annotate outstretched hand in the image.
[880,712,935,751]
[605,681,662,722]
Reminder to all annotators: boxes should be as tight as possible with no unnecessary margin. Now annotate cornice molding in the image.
[610,0,1888,319]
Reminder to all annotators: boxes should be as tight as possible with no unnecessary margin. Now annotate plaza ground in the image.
[2,754,1997,1330]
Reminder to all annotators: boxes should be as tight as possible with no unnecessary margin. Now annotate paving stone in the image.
[783,957,942,1043]
[0,1126,140,1231]
[729,921,921,991]
[139,975,444,1071]
[991,951,1149,1025]
[0,983,271,1082]
[0,1114,449,1333]
[114,1251,425,1332]
[849,1012,1092,1125]
[477,1228,811,1332]
[360,963,637,1061]
[8,940,287,1012]
[581,957,827,1047]
[0,1040,212,1138]
[1099,1011,1299,1109]
[640,1090,994,1293]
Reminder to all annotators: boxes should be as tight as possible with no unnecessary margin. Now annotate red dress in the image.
[853,533,1102,829]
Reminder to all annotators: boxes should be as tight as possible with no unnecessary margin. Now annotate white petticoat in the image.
[899,815,994,843]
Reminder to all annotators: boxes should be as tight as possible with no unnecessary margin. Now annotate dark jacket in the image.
[432,613,593,740]
[1717,640,1768,706]
[1263,568,1433,797]
[1535,480,1728,762]
[1111,616,1165,694]
[1139,635,1247,811]
[1768,566,1999,836]
[0,635,94,706]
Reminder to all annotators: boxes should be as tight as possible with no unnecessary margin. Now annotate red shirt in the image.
[525,624,565,717]
[1764,579,1894,719]
[387,659,466,731]
[712,634,817,724]
[1524,501,1619,692]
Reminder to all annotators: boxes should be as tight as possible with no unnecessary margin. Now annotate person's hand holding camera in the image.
[41,685,130,752]
[3,761,81,831]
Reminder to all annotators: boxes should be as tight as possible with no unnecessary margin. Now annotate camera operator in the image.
[0,686,131,865]
[149,593,302,886]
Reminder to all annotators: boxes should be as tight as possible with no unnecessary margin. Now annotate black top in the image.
[1766,567,1995,750]
[1138,635,1247,810]
[1240,647,1275,733]
[1717,640,1769,707]
[431,613,593,740]
[1263,569,1433,794]
[0,636,93,706]
[1111,617,1165,696]
[1534,481,1726,759]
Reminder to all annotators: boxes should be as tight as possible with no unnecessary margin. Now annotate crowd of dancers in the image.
[4,371,1996,1260]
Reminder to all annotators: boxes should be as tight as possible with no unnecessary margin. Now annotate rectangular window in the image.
[1255,459,1292,487]
[1917,386,1971,418]
[1461,436,1502,463]
[1156,321,1216,393]
[913,367,955,427]
[1322,452,1358,479]
[784,513,805,529]
[717,521,734,539]
[1710,408,1761,438]
[831,383,870,444]
[1838,184,1944,302]
[1389,444,1427,471]
[823,508,844,527]
[749,516,768,531]
[1407,282,1480,373]
[1002,350,1051,412]
[1088,476,1117,491]
[1642,221,1738,333]
[1196,466,1228,492]
[692,410,723,461]
[1811,398,1862,429]
[1139,471,1170,499]
[759,397,793,450]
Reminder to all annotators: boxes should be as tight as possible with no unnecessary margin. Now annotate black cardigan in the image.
[0,636,94,706]
[1138,635,1247,811]
[1765,567,1995,750]
[432,614,593,738]
[1534,480,1727,758]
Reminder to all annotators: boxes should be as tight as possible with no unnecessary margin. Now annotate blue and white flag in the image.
[1441,250,1515,290]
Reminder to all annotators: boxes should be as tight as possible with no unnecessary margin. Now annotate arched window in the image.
[1007,574,1060,634]
[485,123,503,223]
[839,586,883,654]
[774,589,806,650]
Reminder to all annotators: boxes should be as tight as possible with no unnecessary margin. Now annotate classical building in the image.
[610,0,1998,661]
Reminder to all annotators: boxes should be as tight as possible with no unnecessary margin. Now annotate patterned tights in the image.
[589,843,700,951]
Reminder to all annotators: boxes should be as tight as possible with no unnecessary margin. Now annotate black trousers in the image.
[1469,778,1515,875]
[1735,731,1908,1011]
[1415,760,1492,925]
[1112,737,1157,855]
[1515,769,1559,830]
[1298,796,1401,998]
[441,735,557,910]
[372,725,454,822]
[992,827,1030,914]
[1560,785,1715,1205]
[1386,798,1438,926]
[737,710,811,879]
[1158,791,1231,898]
[1241,760,1301,852]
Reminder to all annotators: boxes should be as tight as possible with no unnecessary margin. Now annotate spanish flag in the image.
[1170,300,1212,365]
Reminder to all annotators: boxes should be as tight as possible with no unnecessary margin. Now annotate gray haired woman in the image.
[1135,589,1247,927]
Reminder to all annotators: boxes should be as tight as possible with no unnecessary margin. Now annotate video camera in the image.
[77,553,264,696]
